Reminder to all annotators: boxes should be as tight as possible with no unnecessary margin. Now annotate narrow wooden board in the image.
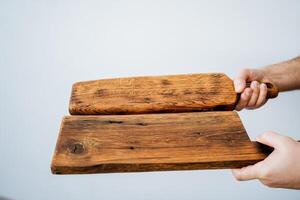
[51,111,272,174]
[69,73,278,115]
[69,73,238,115]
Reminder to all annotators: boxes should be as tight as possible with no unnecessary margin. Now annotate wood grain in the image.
[69,73,237,115]
[69,73,278,115]
[51,111,272,174]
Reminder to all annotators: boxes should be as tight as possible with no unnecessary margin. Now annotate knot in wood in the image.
[68,143,85,154]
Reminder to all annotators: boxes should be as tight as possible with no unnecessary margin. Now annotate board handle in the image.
[245,82,279,99]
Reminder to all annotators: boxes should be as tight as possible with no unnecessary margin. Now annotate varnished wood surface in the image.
[69,73,238,115]
[51,111,272,174]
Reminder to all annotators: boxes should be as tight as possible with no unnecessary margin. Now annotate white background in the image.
[1,0,300,199]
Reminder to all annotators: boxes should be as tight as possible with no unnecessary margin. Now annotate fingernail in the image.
[261,83,266,89]
[234,80,243,92]
[253,81,259,88]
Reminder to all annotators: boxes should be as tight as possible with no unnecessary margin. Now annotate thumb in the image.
[231,131,284,182]
[256,131,284,149]
[232,163,262,181]
[234,69,250,93]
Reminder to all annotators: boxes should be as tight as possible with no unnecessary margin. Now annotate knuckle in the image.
[239,68,249,74]
[284,135,295,143]
[261,178,281,188]
[279,136,295,148]
[259,168,271,180]
[234,175,242,181]
[248,70,255,79]
[261,131,272,138]
[232,170,242,181]
[261,180,276,188]
[237,68,250,79]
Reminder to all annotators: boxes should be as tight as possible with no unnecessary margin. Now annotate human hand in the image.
[232,131,300,189]
[234,69,271,111]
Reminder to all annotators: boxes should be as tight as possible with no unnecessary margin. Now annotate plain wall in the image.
[0,0,300,199]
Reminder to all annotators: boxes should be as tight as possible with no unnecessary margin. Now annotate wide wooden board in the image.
[51,111,272,174]
[69,73,238,115]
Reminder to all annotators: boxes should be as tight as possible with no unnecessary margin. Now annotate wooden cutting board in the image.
[69,73,278,115]
[51,111,272,174]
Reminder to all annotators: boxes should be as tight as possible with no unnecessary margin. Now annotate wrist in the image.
[260,65,285,92]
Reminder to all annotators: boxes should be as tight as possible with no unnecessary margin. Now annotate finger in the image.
[235,88,252,111]
[231,164,260,181]
[247,81,260,107]
[234,69,249,93]
[255,83,267,108]
[256,131,286,149]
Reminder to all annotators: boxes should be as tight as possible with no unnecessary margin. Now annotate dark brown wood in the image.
[51,111,273,174]
[69,73,278,115]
